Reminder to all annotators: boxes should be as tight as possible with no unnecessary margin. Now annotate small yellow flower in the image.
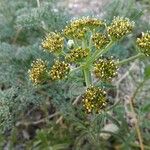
[64,17,104,39]
[42,32,64,54]
[28,59,47,85]
[94,57,118,81]
[65,47,89,63]
[92,33,110,49]
[136,31,150,56]
[64,25,87,39]
[70,17,104,29]
[82,86,107,113]
[107,17,134,40]
[49,61,70,80]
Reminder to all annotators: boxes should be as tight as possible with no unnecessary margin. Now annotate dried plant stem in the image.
[108,62,136,111]
[117,60,144,150]
[56,116,63,124]
[72,95,82,105]
[16,112,59,127]
[129,96,144,150]
[115,143,150,150]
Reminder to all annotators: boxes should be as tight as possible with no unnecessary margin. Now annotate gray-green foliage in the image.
[0,0,150,149]
[0,0,70,133]
[15,2,68,31]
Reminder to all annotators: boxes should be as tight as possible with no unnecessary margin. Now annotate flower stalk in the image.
[118,53,144,65]
[83,66,92,87]
[28,16,149,115]
[87,41,114,64]
[94,41,114,60]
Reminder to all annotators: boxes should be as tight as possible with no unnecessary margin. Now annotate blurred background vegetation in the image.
[0,0,150,149]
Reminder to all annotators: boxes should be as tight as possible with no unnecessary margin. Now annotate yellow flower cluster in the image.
[42,32,64,53]
[136,32,150,56]
[107,17,134,40]
[82,86,107,113]
[64,17,104,39]
[28,59,47,85]
[65,47,89,63]
[92,33,110,49]
[94,58,118,81]
[29,16,138,88]
[49,61,70,80]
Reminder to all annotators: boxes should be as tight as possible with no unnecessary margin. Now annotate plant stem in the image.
[115,143,150,150]
[83,66,92,87]
[129,80,146,150]
[60,50,66,56]
[88,41,114,63]
[95,41,114,60]
[130,143,150,150]
[36,0,40,7]
[73,38,79,48]
[88,30,93,49]
[129,98,144,150]
[118,53,144,65]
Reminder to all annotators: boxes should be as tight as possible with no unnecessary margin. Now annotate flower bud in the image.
[107,17,134,40]
[28,59,47,85]
[42,32,64,54]
[92,33,110,49]
[64,17,104,39]
[82,86,107,113]
[94,57,118,81]
[65,47,89,63]
[136,31,150,56]
[49,61,70,80]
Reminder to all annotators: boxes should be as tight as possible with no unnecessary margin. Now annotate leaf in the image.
[52,143,69,150]
[144,65,150,79]
[105,113,121,128]
[141,103,150,113]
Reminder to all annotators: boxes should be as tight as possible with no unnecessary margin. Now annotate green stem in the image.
[88,41,114,63]
[88,30,93,49]
[73,38,79,48]
[95,41,114,60]
[61,50,66,56]
[118,53,144,65]
[83,66,92,87]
